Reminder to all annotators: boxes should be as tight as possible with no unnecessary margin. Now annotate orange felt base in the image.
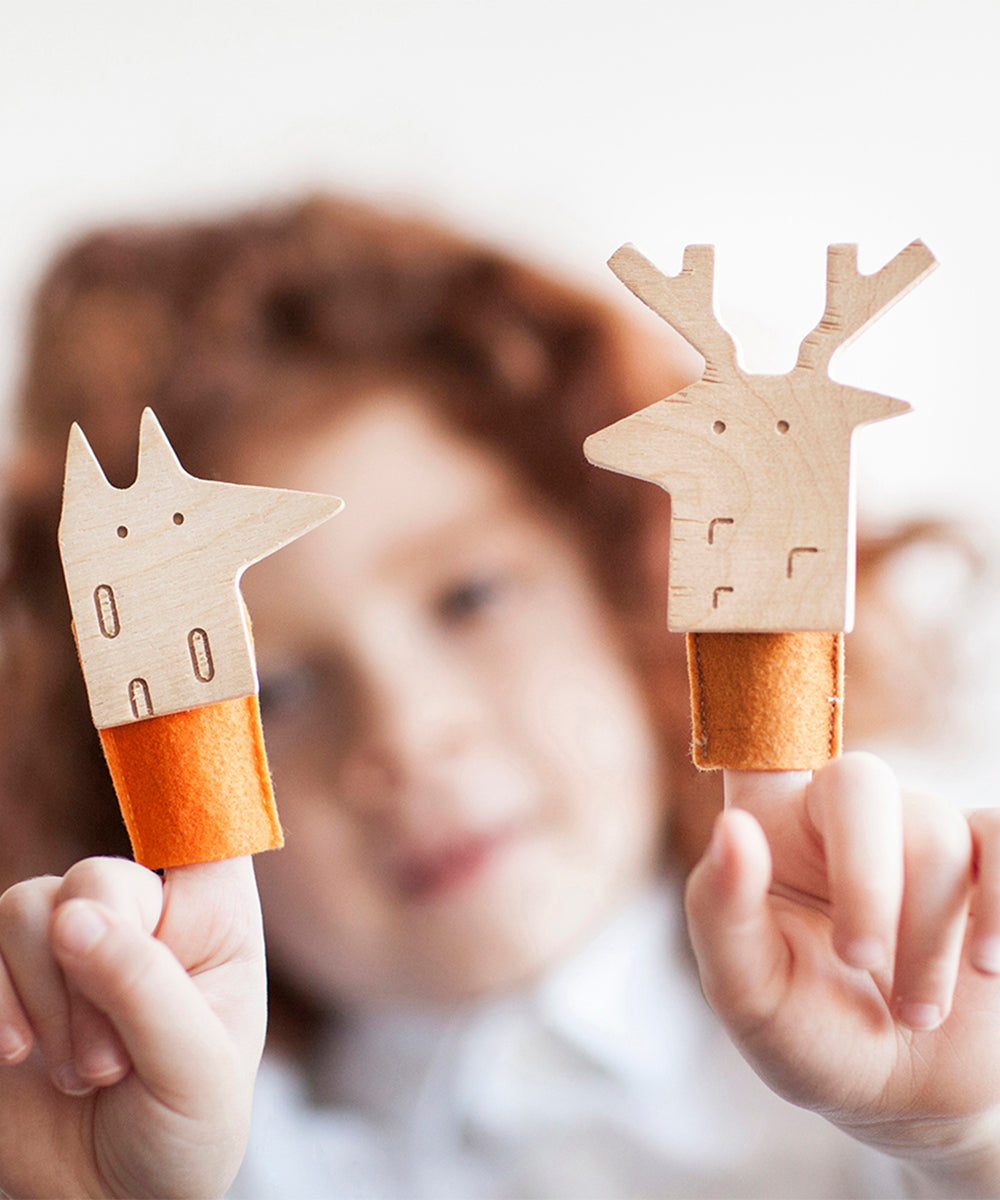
[687,631,844,771]
[99,695,283,870]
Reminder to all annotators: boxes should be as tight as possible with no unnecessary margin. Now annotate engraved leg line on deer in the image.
[707,518,734,545]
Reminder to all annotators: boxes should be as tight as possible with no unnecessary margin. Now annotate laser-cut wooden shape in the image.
[584,241,936,632]
[59,408,344,729]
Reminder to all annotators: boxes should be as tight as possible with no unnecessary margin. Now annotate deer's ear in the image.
[137,407,187,483]
[61,422,113,512]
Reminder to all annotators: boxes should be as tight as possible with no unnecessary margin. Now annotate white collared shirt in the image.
[234,882,912,1198]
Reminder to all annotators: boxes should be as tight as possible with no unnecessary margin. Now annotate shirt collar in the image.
[532,875,702,1088]
[325,877,704,1127]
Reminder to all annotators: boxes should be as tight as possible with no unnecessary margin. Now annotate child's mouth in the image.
[392,828,520,902]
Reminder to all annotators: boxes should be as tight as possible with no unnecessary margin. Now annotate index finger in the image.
[723,768,812,815]
[803,754,904,971]
[723,769,814,864]
[724,755,906,970]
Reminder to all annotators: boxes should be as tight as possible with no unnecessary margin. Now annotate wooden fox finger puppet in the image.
[585,241,936,770]
[59,407,344,868]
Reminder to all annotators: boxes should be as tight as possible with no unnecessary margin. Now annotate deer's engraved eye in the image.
[713,420,726,434]
[173,512,185,525]
[117,526,128,539]
[777,420,790,434]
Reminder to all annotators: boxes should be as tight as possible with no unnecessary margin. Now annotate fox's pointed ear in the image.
[137,407,187,482]
[62,422,113,511]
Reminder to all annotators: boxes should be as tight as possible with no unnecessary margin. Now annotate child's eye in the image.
[258,661,322,719]
[435,573,510,626]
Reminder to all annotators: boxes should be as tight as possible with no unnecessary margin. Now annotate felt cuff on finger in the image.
[688,631,844,771]
[99,695,283,870]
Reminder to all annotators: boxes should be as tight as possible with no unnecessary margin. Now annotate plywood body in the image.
[584,241,935,632]
[591,373,864,630]
[59,409,343,729]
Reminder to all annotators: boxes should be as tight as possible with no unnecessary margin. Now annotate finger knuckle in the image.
[60,858,164,935]
[60,856,135,900]
[683,866,707,921]
[905,804,972,873]
[0,877,60,933]
[699,969,780,1039]
[828,751,899,800]
[840,749,897,783]
[683,862,724,932]
[95,927,172,1011]
[969,807,1000,843]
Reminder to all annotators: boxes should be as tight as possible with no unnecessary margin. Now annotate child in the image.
[0,196,997,1198]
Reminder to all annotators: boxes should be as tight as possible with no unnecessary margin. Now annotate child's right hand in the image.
[0,854,266,1199]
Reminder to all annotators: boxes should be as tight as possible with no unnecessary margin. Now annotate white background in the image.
[1,0,999,790]
[2,0,999,521]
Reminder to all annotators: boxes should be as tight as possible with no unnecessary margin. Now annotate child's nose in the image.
[341,636,485,812]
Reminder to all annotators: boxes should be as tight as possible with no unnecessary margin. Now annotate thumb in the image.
[684,808,790,1034]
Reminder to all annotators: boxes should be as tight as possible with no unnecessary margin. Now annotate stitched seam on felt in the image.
[828,633,843,758]
[827,634,837,758]
[692,633,708,761]
[828,634,836,757]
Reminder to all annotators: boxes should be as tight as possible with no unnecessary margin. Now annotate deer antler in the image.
[607,243,741,383]
[796,239,937,373]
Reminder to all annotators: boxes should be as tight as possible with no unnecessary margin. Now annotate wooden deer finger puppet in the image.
[585,241,936,770]
[59,408,344,868]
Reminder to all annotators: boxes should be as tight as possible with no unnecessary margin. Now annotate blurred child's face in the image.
[240,394,665,1007]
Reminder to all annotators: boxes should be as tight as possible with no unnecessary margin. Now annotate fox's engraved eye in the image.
[713,420,726,434]
[117,526,128,539]
[777,420,790,434]
[173,512,185,525]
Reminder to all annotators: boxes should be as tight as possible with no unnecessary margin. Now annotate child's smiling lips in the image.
[390,825,527,902]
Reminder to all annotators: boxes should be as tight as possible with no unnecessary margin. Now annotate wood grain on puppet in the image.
[59,408,343,730]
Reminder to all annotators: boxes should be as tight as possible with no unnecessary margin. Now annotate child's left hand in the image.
[685,752,1000,1196]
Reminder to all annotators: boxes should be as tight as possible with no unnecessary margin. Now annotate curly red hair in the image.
[0,194,951,894]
